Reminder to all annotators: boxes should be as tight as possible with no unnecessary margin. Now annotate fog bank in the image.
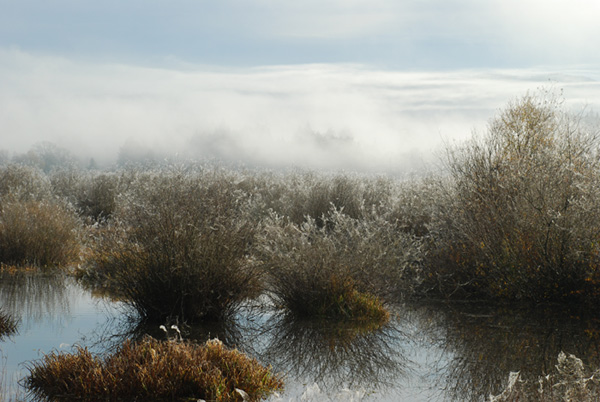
[1,49,599,173]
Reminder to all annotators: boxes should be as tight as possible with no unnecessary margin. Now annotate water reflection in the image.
[0,310,17,340]
[82,308,412,398]
[3,270,600,402]
[0,271,71,328]
[0,271,123,401]
[260,314,410,397]
[410,301,600,401]
[92,315,253,355]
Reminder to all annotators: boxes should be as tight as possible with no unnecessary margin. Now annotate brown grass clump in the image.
[0,199,80,268]
[25,336,284,402]
[286,275,391,323]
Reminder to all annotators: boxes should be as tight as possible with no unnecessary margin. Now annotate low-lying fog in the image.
[1,49,599,173]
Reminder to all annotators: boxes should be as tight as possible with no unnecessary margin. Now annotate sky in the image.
[1,0,600,172]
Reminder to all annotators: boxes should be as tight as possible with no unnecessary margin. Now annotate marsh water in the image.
[1,271,600,401]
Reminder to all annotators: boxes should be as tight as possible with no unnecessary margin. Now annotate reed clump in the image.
[257,208,422,322]
[0,163,81,269]
[82,168,263,322]
[25,336,284,402]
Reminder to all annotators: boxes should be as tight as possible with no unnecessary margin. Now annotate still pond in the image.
[1,271,599,401]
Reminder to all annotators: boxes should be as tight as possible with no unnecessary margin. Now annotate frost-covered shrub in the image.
[12,142,77,173]
[271,172,373,227]
[0,163,51,202]
[257,207,422,320]
[0,164,81,269]
[50,169,126,222]
[381,176,444,237]
[74,173,118,221]
[425,93,600,301]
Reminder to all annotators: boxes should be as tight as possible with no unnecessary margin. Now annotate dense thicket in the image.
[424,94,600,302]
[84,168,263,322]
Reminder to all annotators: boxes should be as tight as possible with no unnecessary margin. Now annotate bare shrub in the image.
[75,173,118,221]
[83,168,262,322]
[257,208,422,320]
[48,167,81,200]
[425,92,600,301]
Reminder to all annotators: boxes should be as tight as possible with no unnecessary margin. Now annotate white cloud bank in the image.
[1,49,599,172]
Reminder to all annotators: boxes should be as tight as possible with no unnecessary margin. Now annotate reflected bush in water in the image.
[410,302,600,401]
[82,168,263,323]
[91,313,253,359]
[0,271,71,324]
[271,382,366,402]
[257,208,422,321]
[260,315,408,394]
[490,352,600,402]
[25,336,284,402]
[0,309,17,339]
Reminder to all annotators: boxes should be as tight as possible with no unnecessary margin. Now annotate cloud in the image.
[485,0,600,63]
[250,1,400,39]
[2,1,599,68]
[241,0,600,56]
[0,48,599,172]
